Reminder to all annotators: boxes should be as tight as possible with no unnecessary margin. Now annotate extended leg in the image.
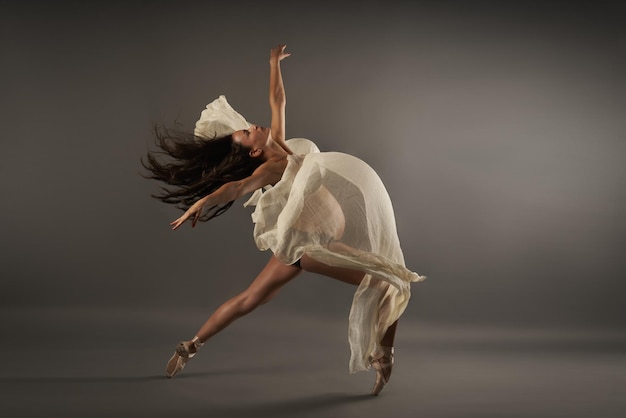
[193,255,302,342]
[166,256,301,377]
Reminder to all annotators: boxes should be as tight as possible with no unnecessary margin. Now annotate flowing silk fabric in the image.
[247,138,425,373]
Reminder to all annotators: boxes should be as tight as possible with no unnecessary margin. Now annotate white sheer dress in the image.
[243,138,425,373]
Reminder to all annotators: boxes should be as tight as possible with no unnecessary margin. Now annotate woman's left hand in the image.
[170,197,207,230]
[270,44,291,63]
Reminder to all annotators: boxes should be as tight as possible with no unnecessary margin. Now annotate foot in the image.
[370,346,394,395]
[165,340,199,378]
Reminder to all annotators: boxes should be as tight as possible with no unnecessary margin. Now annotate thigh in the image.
[292,185,346,242]
[300,254,365,286]
[245,255,303,299]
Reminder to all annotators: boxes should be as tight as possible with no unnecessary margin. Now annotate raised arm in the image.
[170,163,282,230]
[269,44,291,153]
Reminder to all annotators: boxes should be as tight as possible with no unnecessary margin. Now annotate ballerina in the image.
[142,44,425,395]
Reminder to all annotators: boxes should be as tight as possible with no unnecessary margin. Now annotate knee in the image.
[260,289,278,305]
[234,292,260,315]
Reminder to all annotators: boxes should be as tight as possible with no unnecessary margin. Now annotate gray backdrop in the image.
[2,0,623,328]
[2,1,625,417]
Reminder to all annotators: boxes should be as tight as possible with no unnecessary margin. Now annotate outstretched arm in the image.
[170,163,281,230]
[269,44,291,153]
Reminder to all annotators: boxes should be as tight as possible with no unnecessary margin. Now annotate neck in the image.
[262,138,289,161]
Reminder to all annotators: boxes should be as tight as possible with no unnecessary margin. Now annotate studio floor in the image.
[1,306,624,418]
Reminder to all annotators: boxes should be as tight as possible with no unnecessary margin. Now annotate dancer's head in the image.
[142,125,264,221]
[231,124,271,159]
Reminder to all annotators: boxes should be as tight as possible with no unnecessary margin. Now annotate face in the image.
[232,124,270,151]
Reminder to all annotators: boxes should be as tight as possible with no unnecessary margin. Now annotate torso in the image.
[263,156,290,186]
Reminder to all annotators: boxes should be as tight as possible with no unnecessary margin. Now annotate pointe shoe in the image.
[165,340,199,378]
[370,346,394,395]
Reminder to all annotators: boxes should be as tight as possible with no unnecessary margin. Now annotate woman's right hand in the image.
[270,44,291,63]
[170,196,208,230]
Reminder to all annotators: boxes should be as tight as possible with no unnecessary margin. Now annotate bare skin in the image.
[169,45,398,368]
[192,254,397,348]
[170,45,294,230]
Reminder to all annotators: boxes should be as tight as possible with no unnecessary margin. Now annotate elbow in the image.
[229,181,247,200]
[270,90,286,106]
[216,181,243,203]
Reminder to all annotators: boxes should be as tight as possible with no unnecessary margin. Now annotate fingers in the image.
[171,206,204,230]
[192,210,201,228]
[170,217,185,230]
[170,196,207,230]
[170,213,190,230]
[271,44,291,57]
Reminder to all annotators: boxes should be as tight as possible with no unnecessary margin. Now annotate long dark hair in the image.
[141,125,263,222]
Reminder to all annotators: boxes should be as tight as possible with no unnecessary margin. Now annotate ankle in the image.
[381,346,394,356]
[190,336,204,352]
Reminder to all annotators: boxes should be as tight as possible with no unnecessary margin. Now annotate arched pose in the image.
[143,45,425,395]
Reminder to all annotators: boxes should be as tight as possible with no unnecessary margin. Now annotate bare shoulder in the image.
[252,157,288,186]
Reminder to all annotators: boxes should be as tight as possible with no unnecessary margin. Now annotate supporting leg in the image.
[299,255,399,344]
[300,254,398,395]
[299,254,365,285]
[380,320,398,348]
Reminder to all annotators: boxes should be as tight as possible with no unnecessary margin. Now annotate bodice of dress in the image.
[243,138,320,208]
[244,137,425,373]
